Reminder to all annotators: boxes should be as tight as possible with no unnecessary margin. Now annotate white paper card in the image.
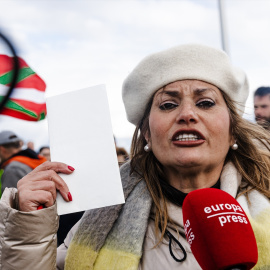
[46,85,125,215]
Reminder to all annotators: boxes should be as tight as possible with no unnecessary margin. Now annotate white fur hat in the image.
[122,43,249,125]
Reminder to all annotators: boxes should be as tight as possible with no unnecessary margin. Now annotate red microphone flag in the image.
[182,188,258,270]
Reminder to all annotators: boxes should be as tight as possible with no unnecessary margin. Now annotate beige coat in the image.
[0,188,58,270]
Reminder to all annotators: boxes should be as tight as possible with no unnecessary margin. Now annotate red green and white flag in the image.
[0,55,46,121]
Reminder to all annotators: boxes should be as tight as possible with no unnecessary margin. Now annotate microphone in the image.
[182,188,258,270]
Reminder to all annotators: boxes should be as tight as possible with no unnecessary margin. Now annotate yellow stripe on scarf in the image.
[65,242,141,270]
[65,242,98,270]
[249,209,270,269]
[94,248,140,270]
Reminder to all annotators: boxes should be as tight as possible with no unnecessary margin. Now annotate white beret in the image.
[122,43,249,126]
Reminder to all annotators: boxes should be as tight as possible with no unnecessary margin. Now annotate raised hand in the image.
[17,161,75,212]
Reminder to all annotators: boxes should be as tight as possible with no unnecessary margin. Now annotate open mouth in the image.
[175,133,200,141]
[172,130,205,142]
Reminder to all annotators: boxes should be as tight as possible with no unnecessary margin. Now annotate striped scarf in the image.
[65,162,270,270]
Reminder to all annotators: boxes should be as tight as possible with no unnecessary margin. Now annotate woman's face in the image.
[146,80,234,175]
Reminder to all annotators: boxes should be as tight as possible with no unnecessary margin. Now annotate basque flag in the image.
[0,55,46,121]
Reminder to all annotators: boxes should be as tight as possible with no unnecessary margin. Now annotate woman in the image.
[0,44,270,270]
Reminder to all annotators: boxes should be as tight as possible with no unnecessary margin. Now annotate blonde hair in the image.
[130,88,270,240]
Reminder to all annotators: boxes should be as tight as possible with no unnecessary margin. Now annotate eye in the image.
[159,102,178,110]
[196,99,215,109]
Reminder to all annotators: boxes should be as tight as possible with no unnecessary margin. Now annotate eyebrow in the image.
[194,88,209,95]
[158,87,217,98]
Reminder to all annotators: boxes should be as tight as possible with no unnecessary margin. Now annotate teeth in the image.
[175,133,200,141]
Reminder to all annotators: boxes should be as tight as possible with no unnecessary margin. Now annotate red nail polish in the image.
[68,166,75,171]
[68,192,73,201]
[37,205,44,210]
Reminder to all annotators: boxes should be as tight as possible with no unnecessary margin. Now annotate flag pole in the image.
[218,0,229,56]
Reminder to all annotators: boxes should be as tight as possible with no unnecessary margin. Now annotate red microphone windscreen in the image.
[182,188,258,270]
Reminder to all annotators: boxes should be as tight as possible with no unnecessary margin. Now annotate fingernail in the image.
[68,192,73,201]
[37,205,44,210]
[68,165,75,171]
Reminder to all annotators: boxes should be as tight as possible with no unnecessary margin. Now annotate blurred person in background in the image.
[0,130,47,195]
[27,141,35,151]
[0,44,270,269]
[254,86,270,130]
[116,146,129,166]
[114,135,129,166]
[39,146,51,161]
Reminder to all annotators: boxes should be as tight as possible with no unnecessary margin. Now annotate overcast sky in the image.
[0,0,269,151]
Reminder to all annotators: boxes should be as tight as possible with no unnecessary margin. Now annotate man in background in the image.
[0,130,47,195]
[39,146,51,161]
[254,86,270,130]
